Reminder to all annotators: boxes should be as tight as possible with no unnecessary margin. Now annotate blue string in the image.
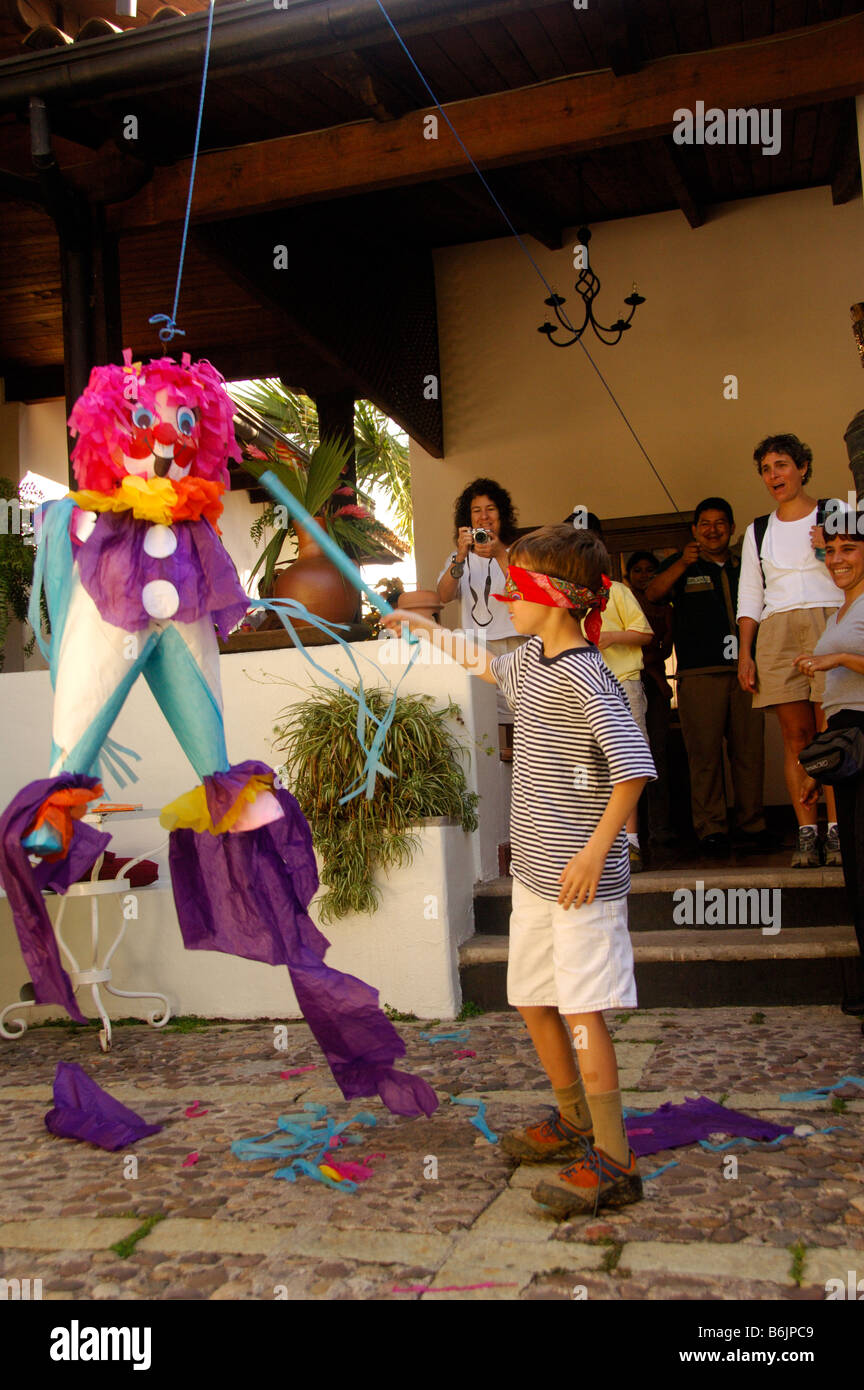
[149,0,216,344]
[371,0,679,513]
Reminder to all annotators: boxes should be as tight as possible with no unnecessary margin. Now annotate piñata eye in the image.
[132,405,154,429]
[176,406,196,435]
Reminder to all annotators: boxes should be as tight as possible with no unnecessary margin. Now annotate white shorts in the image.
[507,876,637,1013]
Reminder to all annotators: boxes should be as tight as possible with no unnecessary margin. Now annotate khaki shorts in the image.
[507,876,637,1013]
[620,677,649,742]
[752,607,837,708]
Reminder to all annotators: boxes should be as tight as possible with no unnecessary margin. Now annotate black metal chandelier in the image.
[538,227,645,348]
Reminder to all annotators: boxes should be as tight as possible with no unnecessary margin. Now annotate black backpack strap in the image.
[753,514,770,586]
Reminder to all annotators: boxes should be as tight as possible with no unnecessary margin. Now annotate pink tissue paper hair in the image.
[68,351,242,493]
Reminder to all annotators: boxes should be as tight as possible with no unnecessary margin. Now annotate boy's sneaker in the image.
[531,1145,643,1218]
[791,825,820,868]
[822,824,842,867]
[499,1109,593,1163]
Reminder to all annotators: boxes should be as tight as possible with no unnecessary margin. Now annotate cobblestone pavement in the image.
[0,1006,861,1301]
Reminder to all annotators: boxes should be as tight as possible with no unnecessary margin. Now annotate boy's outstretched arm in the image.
[380,609,498,684]
[558,777,649,909]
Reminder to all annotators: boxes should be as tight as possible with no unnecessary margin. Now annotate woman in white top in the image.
[737,434,842,867]
[796,507,864,1016]
[437,478,523,731]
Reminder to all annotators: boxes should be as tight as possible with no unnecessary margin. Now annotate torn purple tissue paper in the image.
[625,1096,793,1156]
[44,1061,163,1151]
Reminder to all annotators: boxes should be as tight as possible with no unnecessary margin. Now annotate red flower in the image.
[334,504,370,519]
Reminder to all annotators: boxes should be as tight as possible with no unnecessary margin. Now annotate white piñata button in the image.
[143,524,177,558]
[142,580,180,619]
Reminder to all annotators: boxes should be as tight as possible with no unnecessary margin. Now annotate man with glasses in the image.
[645,498,768,853]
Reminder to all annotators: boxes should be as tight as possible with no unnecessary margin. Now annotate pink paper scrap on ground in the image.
[280,1066,317,1078]
[453,1049,476,1058]
[392,1282,518,1293]
[185,1102,208,1117]
[181,1152,199,1167]
[328,1160,375,1182]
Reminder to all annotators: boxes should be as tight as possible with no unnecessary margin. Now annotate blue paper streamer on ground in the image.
[419,1029,470,1044]
[450,1095,498,1143]
[643,1161,679,1181]
[274,1158,359,1193]
[698,1126,842,1152]
[779,1076,864,1102]
[231,1102,377,1169]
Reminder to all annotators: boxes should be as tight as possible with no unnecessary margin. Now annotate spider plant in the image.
[273,685,479,922]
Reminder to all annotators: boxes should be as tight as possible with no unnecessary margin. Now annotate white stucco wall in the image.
[0,641,499,1025]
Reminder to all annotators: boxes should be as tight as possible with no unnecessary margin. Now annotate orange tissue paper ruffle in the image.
[25,784,105,861]
[69,476,225,528]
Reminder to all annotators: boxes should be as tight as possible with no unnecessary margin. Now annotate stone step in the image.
[459,926,860,1010]
[473,868,848,935]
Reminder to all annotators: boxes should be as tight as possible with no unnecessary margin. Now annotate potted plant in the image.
[244,436,409,627]
[0,478,44,671]
[272,684,479,922]
[231,380,413,538]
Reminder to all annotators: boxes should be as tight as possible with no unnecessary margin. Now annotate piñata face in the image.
[68,353,242,494]
[120,387,198,482]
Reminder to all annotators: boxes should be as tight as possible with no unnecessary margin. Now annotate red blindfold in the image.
[493,565,611,645]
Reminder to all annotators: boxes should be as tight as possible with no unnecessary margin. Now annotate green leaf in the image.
[304,436,355,518]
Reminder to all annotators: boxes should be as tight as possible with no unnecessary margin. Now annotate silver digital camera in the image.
[472,527,492,545]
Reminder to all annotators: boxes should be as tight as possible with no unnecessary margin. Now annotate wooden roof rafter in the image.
[110,13,864,233]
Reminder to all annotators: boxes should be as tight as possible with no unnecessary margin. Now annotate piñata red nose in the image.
[152,421,177,445]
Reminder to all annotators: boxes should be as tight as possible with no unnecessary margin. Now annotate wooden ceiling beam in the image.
[0,361,65,401]
[323,50,408,122]
[647,137,705,228]
[830,105,862,205]
[113,14,864,233]
[440,174,562,250]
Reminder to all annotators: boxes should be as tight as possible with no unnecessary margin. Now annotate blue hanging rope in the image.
[372,0,679,512]
[149,0,216,344]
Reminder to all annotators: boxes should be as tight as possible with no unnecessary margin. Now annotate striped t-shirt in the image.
[490,637,656,902]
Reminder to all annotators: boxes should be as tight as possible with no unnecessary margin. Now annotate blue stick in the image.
[258,469,417,640]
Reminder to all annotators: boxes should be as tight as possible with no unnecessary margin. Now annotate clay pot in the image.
[272,517,356,626]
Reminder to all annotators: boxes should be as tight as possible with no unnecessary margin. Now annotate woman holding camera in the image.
[437,479,520,646]
[437,479,523,730]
